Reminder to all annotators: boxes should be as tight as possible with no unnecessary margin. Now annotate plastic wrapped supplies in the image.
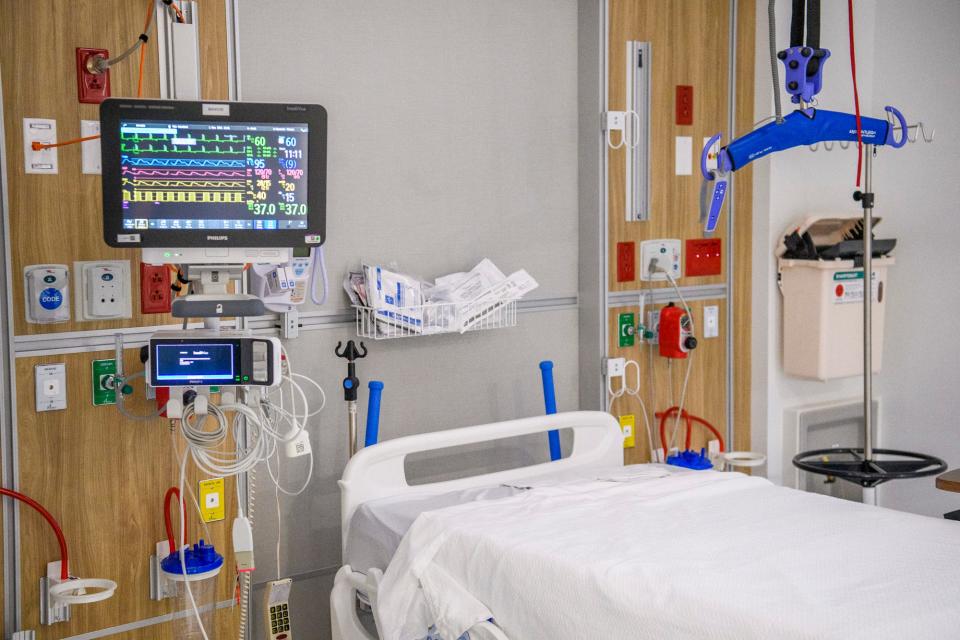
[348,259,538,338]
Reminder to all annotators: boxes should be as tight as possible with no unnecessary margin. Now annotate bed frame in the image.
[331,411,622,640]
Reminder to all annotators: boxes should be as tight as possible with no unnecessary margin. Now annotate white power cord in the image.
[172,348,323,640]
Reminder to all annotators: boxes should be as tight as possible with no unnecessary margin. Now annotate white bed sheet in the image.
[345,464,677,573]
[375,468,960,640]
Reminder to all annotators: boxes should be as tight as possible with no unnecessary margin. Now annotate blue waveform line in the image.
[122,156,245,168]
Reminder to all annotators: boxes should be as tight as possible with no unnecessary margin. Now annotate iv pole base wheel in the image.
[793,448,947,488]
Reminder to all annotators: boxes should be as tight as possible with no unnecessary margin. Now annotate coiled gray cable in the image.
[770,0,784,123]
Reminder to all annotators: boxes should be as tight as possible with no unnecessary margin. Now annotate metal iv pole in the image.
[793,142,946,495]
[859,146,876,502]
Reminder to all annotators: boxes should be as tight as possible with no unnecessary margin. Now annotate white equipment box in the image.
[777,215,894,380]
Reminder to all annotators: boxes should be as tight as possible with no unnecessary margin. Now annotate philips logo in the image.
[206,235,229,241]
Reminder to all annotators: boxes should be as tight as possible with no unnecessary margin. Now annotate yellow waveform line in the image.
[127,190,245,203]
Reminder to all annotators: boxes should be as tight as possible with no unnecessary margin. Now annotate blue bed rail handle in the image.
[539,360,561,461]
[365,380,384,447]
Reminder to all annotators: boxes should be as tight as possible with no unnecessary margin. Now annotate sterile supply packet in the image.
[457,269,538,333]
[363,263,424,333]
[423,259,510,332]
[343,271,368,307]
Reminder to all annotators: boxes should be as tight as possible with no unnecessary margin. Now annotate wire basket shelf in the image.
[354,299,518,340]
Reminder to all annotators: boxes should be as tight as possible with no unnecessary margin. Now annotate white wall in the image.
[869,0,960,515]
[752,0,960,515]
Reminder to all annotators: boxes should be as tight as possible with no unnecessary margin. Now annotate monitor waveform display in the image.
[119,119,309,231]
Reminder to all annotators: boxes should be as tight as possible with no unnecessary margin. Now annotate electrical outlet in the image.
[686,238,722,277]
[676,85,693,125]
[75,261,131,321]
[140,263,171,314]
[616,242,635,282]
[76,48,111,104]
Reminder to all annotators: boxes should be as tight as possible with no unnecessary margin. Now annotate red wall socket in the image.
[140,263,171,314]
[685,238,722,277]
[616,242,635,282]
[76,48,111,104]
[676,85,694,126]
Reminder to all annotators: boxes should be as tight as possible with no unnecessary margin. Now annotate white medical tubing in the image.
[170,348,323,640]
[663,271,695,453]
[310,245,329,305]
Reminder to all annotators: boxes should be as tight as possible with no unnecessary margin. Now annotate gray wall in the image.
[235,1,580,636]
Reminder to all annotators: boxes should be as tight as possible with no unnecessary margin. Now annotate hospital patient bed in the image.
[331,411,960,640]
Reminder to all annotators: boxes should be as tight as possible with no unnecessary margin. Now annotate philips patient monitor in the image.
[100,99,326,264]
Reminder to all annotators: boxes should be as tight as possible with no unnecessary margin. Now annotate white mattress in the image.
[374,467,960,640]
[344,464,679,572]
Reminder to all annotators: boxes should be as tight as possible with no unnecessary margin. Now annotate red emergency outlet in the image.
[616,241,635,282]
[676,85,693,125]
[76,48,111,104]
[685,238,722,277]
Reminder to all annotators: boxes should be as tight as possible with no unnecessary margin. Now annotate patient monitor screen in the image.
[120,119,308,232]
[154,343,237,384]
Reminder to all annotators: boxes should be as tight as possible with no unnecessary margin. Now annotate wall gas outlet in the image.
[91,359,117,406]
[75,261,131,321]
[618,312,636,347]
[676,85,693,125]
[140,263,172,314]
[198,478,226,523]
[646,309,661,345]
[24,265,70,324]
[35,364,67,412]
[76,48,111,103]
[640,239,682,281]
[616,242,635,282]
[686,238,722,277]
[22,118,58,174]
[620,414,636,449]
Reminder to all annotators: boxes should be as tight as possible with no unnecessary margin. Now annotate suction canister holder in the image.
[336,340,367,457]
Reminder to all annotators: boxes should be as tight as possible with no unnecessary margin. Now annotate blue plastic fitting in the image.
[539,361,561,461]
[159,539,224,576]
[666,448,714,471]
[365,380,384,448]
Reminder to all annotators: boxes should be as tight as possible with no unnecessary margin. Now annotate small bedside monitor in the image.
[100,99,326,262]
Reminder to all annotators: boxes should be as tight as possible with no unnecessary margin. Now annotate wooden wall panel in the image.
[16,350,239,639]
[607,0,730,293]
[733,0,756,452]
[0,0,228,337]
[606,0,755,460]
[608,300,729,464]
[1,0,239,636]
